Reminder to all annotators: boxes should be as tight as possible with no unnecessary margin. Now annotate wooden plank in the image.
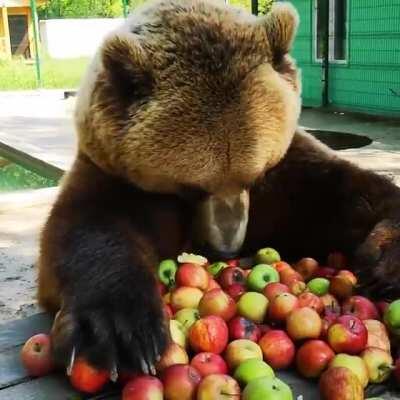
[0,374,118,400]
[0,313,52,352]
[0,141,64,181]
[277,370,319,399]
[0,346,28,389]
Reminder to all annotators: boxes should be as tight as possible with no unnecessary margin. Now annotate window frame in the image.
[314,0,349,64]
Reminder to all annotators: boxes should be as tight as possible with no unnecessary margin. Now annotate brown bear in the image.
[37,0,400,375]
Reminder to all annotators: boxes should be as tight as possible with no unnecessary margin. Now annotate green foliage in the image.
[228,0,274,13]
[37,0,274,18]
[0,158,58,192]
[38,0,125,18]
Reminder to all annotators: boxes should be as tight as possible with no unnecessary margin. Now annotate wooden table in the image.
[0,313,398,399]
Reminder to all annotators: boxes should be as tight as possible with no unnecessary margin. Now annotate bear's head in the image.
[75,0,300,257]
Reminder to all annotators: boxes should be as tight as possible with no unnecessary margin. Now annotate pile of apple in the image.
[20,248,400,400]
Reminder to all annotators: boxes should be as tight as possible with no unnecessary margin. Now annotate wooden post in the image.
[0,6,11,59]
[30,0,42,87]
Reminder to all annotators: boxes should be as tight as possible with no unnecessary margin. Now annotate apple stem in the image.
[33,342,42,353]
[350,319,356,330]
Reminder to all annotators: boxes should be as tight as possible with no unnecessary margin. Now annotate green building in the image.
[290,0,400,117]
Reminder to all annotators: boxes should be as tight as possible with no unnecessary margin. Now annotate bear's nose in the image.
[198,243,238,261]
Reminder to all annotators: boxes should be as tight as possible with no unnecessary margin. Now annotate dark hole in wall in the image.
[308,130,372,150]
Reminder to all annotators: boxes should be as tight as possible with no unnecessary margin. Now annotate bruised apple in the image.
[228,316,261,342]
[263,282,290,301]
[189,316,229,354]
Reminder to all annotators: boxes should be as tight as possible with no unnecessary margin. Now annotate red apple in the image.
[199,289,236,321]
[218,267,246,289]
[321,314,338,338]
[327,315,368,354]
[298,292,324,314]
[320,294,341,317]
[197,374,240,400]
[206,278,221,292]
[189,316,229,354]
[286,307,322,341]
[227,259,240,267]
[156,343,189,372]
[394,357,400,385]
[164,304,173,319]
[122,376,163,400]
[274,261,292,273]
[296,340,335,378]
[263,282,290,301]
[375,301,390,317]
[327,251,347,270]
[228,316,261,342]
[157,281,167,296]
[225,283,246,301]
[288,280,307,296]
[69,358,109,394]
[319,367,363,400]
[342,296,379,320]
[162,364,201,400]
[337,270,357,285]
[258,330,295,370]
[258,324,272,335]
[190,352,228,377]
[294,257,319,281]
[279,267,303,287]
[170,287,204,311]
[268,293,299,322]
[313,267,336,279]
[329,275,355,300]
[176,263,209,290]
[20,333,54,377]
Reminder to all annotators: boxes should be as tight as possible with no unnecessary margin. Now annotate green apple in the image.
[242,377,293,400]
[207,262,228,277]
[234,359,274,386]
[158,259,178,288]
[384,299,400,335]
[307,278,330,296]
[169,319,187,348]
[174,308,200,334]
[330,353,369,388]
[237,292,269,323]
[255,248,281,265]
[247,265,279,292]
[361,347,393,383]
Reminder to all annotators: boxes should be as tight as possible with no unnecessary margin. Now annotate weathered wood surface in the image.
[0,313,399,399]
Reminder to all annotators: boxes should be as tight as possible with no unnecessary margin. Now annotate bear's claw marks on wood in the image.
[66,346,76,376]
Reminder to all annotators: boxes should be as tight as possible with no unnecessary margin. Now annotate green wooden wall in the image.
[290,0,400,116]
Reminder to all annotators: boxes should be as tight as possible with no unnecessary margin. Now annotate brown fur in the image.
[37,0,400,372]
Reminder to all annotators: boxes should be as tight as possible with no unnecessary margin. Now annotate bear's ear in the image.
[261,2,299,61]
[101,32,152,99]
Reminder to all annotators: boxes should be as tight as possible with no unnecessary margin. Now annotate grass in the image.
[0,57,90,90]
[0,157,58,191]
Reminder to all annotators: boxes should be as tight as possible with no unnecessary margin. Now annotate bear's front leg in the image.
[38,155,188,373]
[245,129,400,300]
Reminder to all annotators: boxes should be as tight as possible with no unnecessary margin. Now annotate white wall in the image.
[39,18,124,59]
